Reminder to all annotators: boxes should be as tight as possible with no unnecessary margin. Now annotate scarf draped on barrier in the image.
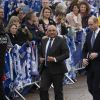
[64,27,85,84]
[4,41,39,95]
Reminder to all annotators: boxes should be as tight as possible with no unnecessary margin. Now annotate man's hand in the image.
[40,57,45,64]
[89,52,98,60]
[82,58,89,67]
[47,56,55,62]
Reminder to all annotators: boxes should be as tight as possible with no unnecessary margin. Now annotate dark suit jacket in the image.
[61,24,68,35]
[83,30,100,71]
[39,36,69,74]
[39,19,56,32]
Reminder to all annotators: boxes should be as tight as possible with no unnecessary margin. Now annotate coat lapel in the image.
[42,38,49,55]
[51,36,58,50]
[93,31,100,48]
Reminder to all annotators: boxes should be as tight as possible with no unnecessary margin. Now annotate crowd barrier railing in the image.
[4,41,40,100]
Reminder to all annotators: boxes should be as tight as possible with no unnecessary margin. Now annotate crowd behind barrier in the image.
[0,0,99,99]
[1,0,100,24]
[3,28,86,99]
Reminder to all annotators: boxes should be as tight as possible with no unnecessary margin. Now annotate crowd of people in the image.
[0,0,100,100]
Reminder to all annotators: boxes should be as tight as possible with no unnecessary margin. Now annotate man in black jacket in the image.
[83,16,100,100]
[39,25,69,100]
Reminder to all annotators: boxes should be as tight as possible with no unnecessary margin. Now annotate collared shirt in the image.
[91,27,100,47]
[53,16,61,35]
[94,27,100,39]
[56,24,61,35]
[45,38,55,54]
[45,38,56,66]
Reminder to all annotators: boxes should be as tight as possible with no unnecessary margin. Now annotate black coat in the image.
[83,30,100,71]
[25,22,44,44]
[39,19,56,32]
[0,33,12,76]
[39,36,69,74]
[8,32,18,46]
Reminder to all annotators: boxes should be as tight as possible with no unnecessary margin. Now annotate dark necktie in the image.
[45,38,53,66]
[91,32,95,47]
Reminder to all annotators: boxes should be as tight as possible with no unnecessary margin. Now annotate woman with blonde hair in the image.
[6,16,20,32]
[7,23,19,45]
[39,6,55,33]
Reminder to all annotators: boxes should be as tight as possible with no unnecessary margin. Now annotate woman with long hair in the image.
[39,6,55,33]
[79,1,91,28]
[7,23,18,45]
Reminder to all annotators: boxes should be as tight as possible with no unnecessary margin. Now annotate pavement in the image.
[14,75,92,100]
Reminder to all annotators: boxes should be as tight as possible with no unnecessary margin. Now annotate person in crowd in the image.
[6,23,18,45]
[66,3,83,41]
[6,16,20,31]
[66,3,83,71]
[0,6,5,26]
[8,2,26,20]
[29,13,45,47]
[53,0,66,12]
[33,14,45,40]
[82,16,100,100]
[39,25,69,100]
[39,6,56,33]
[17,7,28,24]
[54,3,69,36]
[18,11,43,45]
[36,0,51,16]
[8,2,32,22]
[6,13,32,46]
[79,1,91,28]
[66,3,82,31]
[0,7,13,100]
[17,24,33,46]
[42,0,50,8]
[66,0,79,14]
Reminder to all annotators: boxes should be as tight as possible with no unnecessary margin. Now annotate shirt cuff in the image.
[54,57,57,62]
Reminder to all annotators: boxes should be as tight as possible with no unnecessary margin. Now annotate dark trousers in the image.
[87,68,100,100]
[0,80,6,100]
[39,70,64,100]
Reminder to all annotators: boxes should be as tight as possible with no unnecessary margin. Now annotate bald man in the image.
[82,16,100,100]
[39,25,69,100]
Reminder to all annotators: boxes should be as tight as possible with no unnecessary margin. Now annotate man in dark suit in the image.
[39,25,69,100]
[82,16,100,100]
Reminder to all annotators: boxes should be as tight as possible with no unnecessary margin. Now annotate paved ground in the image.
[15,75,92,100]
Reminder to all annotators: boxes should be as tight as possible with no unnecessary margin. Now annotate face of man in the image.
[42,0,49,7]
[18,10,25,20]
[88,19,98,31]
[30,13,36,23]
[47,25,57,38]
